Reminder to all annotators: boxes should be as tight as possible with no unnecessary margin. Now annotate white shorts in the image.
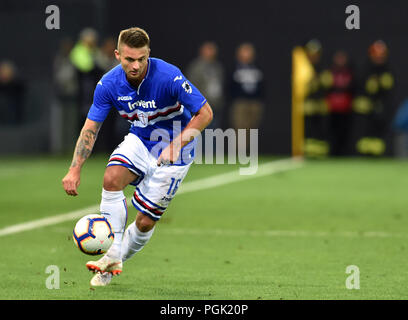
[107,133,192,221]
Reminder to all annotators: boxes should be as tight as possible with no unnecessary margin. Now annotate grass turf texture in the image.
[0,155,408,299]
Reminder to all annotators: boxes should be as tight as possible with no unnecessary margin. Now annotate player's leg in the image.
[86,165,137,275]
[89,134,151,285]
[120,211,156,262]
[102,165,137,259]
[90,211,155,286]
[119,161,192,262]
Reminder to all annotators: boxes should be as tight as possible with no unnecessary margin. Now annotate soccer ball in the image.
[73,214,114,255]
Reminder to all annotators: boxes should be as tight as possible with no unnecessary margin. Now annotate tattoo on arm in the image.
[70,123,102,169]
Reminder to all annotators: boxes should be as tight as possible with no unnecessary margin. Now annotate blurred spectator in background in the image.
[352,40,394,156]
[392,98,408,158]
[69,28,117,153]
[54,38,78,98]
[187,41,225,129]
[95,37,119,72]
[0,60,25,126]
[69,27,104,134]
[303,39,330,158]
[325,50,355,156]
[230,42,264,152]
[94,36,122,151]
[53,38,78,152]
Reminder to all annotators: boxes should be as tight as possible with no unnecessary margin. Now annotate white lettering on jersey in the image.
[127,99,157,110]
[173,75,182,82]
[117,96,133,101]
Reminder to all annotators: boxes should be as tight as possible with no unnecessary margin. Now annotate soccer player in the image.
[62,27,213,286]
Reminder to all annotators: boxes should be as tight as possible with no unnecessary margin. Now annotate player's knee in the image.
[103,171,124,191]
[136,213,156,232]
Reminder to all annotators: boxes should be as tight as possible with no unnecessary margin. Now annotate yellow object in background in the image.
[291,46,314,157]
[69,43,95,73]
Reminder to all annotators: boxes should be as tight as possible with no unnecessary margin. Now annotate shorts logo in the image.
[182,81,192,94]
[160,195,172,202]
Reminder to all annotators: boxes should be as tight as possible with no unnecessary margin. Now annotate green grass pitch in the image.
[0,155,408,300]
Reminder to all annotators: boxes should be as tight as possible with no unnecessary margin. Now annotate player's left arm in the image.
[157,102,213,165]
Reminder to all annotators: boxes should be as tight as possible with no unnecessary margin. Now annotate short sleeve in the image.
[87,80,113,122]
[170,70,207,114]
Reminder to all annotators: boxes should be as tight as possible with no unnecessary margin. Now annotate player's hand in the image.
[157,143,181,166]
[62,168,81,196]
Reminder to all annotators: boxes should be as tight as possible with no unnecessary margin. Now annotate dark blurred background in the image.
[1,0,408,157]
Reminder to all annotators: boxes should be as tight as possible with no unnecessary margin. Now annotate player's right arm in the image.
[62,119,102,196]
[63,77,112,196]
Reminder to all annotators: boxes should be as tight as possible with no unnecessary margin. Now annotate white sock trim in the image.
[101,188,125,202]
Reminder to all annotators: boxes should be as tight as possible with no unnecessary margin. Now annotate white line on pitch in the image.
[0,157,303,237]
[160,228,408,239]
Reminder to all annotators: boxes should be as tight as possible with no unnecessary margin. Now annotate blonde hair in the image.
[117,27,150,51]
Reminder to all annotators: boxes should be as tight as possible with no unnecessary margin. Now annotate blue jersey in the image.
[87,58,207,165]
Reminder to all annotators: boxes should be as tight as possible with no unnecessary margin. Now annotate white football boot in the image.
[86,255,123,275]
[90,272,113,287]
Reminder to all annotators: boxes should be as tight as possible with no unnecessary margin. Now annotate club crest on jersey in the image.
[182,81,192,94]
[137,110,149,127]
